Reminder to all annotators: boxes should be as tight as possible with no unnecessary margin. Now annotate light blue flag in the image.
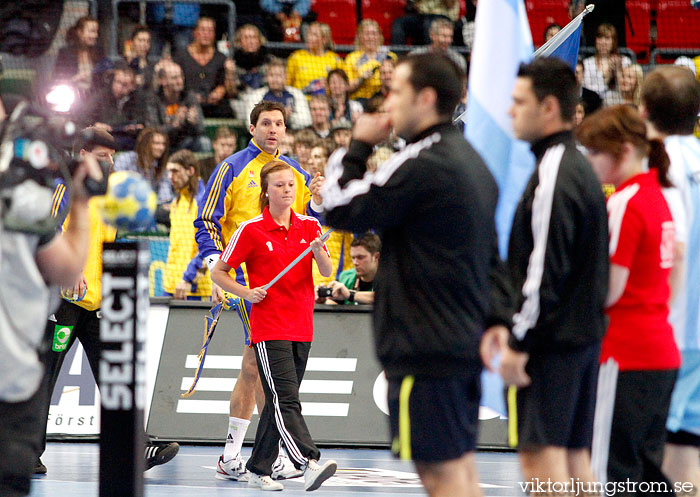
[534,5,592,70]
[464,0,534,418]
[465,0,535,259]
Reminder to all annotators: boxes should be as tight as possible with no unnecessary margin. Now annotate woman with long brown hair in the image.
[113,127,172,204]
[211,160,336,491]
[576,105,680,488]
[53,16,111,95]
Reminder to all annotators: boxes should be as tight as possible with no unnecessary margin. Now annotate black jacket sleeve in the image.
[486,249,516,330]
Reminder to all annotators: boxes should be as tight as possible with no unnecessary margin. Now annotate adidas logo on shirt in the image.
[247,180,257,188]
[300,239,306,243]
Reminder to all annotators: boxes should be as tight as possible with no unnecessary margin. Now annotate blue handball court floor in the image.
[30,443,524,496]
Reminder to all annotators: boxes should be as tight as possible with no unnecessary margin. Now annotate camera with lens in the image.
[0,100,109,235]
[317,286,334,298]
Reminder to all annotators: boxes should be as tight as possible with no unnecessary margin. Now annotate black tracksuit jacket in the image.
[499,130,609,355]
[323,122,508,379]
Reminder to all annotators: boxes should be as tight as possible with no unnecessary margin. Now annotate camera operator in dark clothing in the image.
[0,106,103,497]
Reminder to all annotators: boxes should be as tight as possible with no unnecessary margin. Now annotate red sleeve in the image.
[609,199,643,269]
[221,223,253,269]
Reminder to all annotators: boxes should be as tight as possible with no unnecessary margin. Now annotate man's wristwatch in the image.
[348,290,356,302]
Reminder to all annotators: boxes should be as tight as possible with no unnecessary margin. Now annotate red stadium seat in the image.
[656,0,700,49]
[362,0,406,44]
[311,0,358,46]
[525,0,571,47]
[625,1,651,60]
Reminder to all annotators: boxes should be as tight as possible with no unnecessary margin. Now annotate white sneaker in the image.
[271,453,304,480]
[303,459,337,491]
[248,472,284,491]
[215,455,248,481]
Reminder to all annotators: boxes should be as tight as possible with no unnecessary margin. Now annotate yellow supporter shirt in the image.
[313,229,353,286]
[63,199,117,311]
[345,49,397,100]
[164,185,211,297]
[286,49,342,94]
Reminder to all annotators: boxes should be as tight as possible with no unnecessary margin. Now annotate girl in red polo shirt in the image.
[576,105,680,487]
[211,160,336,492]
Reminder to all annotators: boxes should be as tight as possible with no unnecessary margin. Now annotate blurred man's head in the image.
[429,18,454,51]
[130,26,151,57]
[212,127,237,162]
[193,17,216,48]
[73,127,116,167]
[385,53,463,138]
[265,58,287,93]
[307,141,332,175]
[379,59,396,94]
[510,58,577,143]
[309,96,331,129]
[293,128,316,167]
[111,65,136,100]
[158,61,185,94]
[640,65,700,136]
[331,120,352,149]
[544,24,562,43]
[351,233,381,281]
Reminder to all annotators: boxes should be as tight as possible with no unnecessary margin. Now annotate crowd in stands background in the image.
[34,2,700,302]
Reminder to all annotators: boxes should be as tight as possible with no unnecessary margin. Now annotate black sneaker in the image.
[144,442,179,471]
[33,459,47,475]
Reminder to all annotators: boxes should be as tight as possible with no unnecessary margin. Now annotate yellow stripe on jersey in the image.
[398,375,415,460]
[203,162,229,252]
[51,183,66,217]
[237,297,251,332]
[508,385,518,448]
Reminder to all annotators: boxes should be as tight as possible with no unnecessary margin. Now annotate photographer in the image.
[0,114,103,497]
[318,233,380,305]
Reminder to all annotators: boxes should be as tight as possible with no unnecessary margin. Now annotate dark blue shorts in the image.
[508,342,601,450]
[388,373,481,463]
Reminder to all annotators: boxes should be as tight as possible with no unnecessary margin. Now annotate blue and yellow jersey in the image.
[195,139,321,287]
[52,185,117,311]
[164,180,211,297]
[313,228,353,286]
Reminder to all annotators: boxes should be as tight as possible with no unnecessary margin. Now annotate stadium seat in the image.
[361,0,406,44]
[311,0,358,46]
[656,0,700,49]
[625,1,651,60]
[525,0,571,47]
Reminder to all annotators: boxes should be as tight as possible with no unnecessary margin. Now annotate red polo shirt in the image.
[601,172,680,371]
[221,207,328,344]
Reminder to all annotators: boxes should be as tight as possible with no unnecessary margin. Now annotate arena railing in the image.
[649,47,700,66]
[109,0,237,58]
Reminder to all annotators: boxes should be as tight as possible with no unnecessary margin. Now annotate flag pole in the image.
[533,4,595,58]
